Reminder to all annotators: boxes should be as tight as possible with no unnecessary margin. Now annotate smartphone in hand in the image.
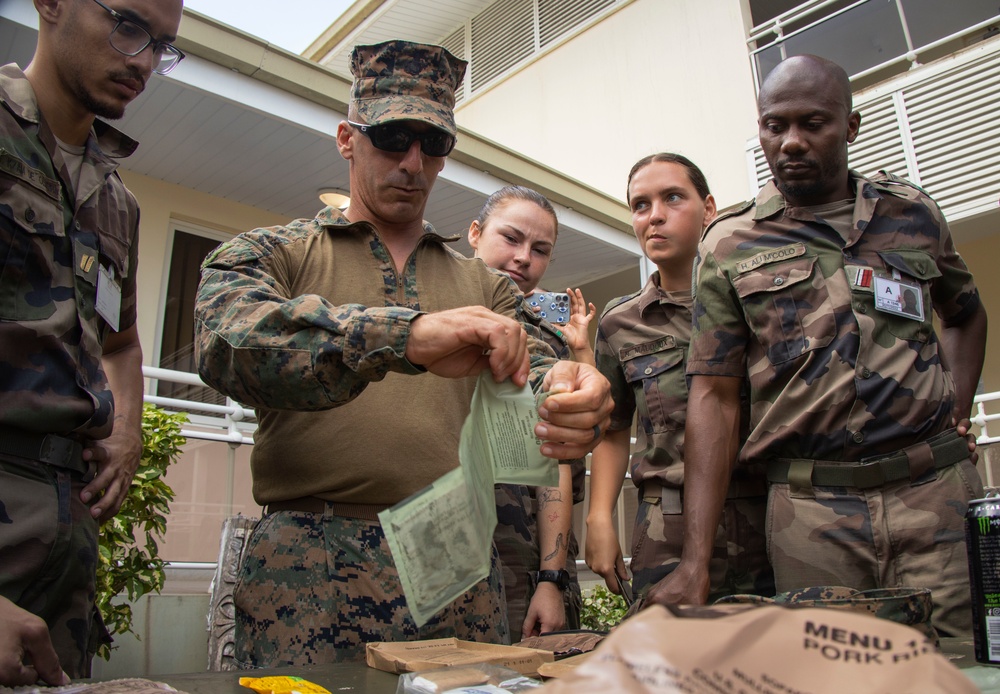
[529,292,570,324]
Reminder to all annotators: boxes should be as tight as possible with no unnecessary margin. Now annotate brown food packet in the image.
[537,604,977,693]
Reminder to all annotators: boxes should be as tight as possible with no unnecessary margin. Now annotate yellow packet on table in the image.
[238,676,332,694]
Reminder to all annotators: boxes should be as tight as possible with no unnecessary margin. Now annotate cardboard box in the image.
[365,637,554,676]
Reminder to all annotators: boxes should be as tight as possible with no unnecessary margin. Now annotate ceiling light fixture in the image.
[318,187,350,209]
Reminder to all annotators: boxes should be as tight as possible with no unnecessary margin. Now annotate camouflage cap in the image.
[349,40,468,137]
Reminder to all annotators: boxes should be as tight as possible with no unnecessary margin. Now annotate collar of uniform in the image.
[637,271,691,315]
[317,205,461,244]
[636,272,663,315]
[639,270,663,316]
[0,64,38,123]
[752,179,787,220]
[753,169,882,222]
[0,64,138,158]
[92,118,138,159]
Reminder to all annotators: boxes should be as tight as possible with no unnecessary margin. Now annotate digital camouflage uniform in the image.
[689,172,984,636]
[492,313,584,641]
[195,200,562,664]
[595,273,773,600]
[0,64,139,677]
[230,510,509,666]
[193,40,550,666]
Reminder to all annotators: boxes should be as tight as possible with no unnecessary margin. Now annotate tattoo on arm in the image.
[543,533,566,562]
[538,489,564,507]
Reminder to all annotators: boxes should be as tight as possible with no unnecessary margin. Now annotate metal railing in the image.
[144,366,255,446]
[746,0,1000,90]
[973,393,1000,488]
[146,365,998,572]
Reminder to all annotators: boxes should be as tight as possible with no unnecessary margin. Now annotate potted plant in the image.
[94,403,187,659]
[580,583,629,632]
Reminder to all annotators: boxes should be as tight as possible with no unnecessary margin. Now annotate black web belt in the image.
[0,425,88,475]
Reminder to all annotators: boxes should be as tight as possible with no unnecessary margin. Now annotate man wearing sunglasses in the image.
[0,0,183,683]
[195,39,613,666]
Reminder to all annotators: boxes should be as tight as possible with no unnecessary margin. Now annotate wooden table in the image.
[122,637,997,693]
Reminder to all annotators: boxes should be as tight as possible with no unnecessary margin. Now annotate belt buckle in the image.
[39,434,86,476]
[39,434,73,467]
[853,460,886,489]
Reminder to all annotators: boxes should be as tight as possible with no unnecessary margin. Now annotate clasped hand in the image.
[405,307,612,459]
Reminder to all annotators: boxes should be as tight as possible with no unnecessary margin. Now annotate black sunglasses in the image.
[348,120,456,157]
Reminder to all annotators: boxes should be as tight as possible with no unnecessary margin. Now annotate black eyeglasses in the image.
[348,120,456,157]
[91,0,185,75]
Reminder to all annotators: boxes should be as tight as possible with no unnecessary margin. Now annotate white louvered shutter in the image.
[470,0,534,91]
[538,0,615,47]
[745,44,1000,222]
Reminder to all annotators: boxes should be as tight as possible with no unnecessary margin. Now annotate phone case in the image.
[529,292,570,324]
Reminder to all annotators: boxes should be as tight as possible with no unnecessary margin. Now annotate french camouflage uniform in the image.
[195,204,560,665]
[493,312,584,641]
[689,171,984,636]
[0,64,139,677]
[595,273,773,600]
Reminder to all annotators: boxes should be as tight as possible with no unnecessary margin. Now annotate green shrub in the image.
[94,404,187,659]
[580,584,628,632]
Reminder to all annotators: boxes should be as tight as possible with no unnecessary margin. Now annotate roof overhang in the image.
[0,1,640,289]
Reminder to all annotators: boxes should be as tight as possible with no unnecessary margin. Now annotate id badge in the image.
[96,264,122,332]
[873,275,924,321]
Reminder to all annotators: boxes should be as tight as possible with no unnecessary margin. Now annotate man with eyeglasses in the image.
[0,0,183,683]
[194,40,613,666]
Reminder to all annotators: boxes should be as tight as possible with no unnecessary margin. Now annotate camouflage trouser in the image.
[566,457,586,629]
[766,459,983,637]
[630,487,774,601]
[564,529,583,631]
[493,484,582,641]
[0,454,100,678]
[233,510,509,667]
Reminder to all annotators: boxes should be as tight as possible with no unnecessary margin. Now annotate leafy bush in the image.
[580,583,628,631]
[94,404,187,659]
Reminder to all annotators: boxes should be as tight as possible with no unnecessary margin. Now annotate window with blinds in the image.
[745,40,1000,224]
[442,0,622,101]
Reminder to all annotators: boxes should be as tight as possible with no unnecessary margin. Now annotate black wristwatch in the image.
[531,569,571,591]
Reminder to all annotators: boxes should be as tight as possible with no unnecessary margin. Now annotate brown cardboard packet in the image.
[536,652,591,679]
[537,605,978,693]
[365,637,554,676]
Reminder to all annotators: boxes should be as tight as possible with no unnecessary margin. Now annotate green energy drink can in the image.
[965,495,1000,665]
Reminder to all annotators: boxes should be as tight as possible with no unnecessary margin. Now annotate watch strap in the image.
[534,569,570,590]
